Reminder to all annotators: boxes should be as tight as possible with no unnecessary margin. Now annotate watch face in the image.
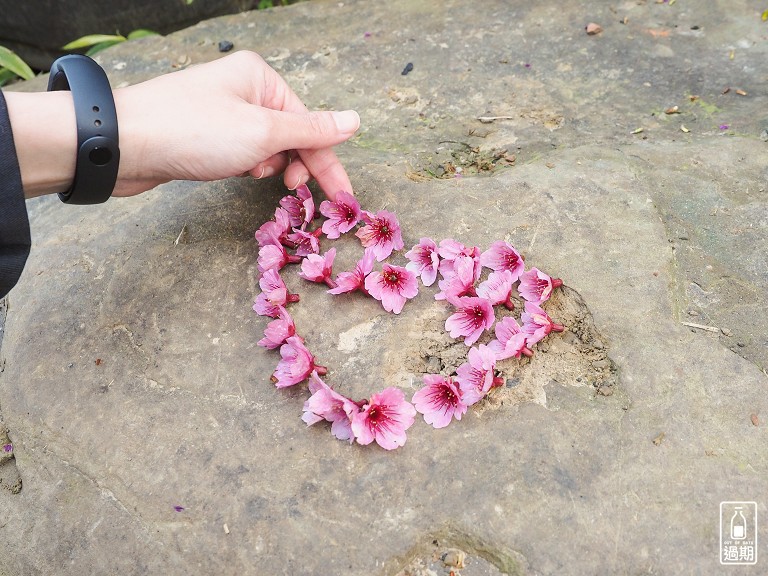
[89,146,113,166]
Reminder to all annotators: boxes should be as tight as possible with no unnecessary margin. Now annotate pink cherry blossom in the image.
[437,239,481,279]
[319,191,363,239]
[301,371,362,442]
[521,301,565,346]
[364,264,419,314]
[476,270,516,310]
[258,306,296,349]
[405,238,440,286]
[280,184,314,230]
[444,295,495,346]
[518,267,563,304]
[272,336,327,388]
[329,249,375,295]
[435,255,478,301]
[253,268,300,317]
[480,240,525,281]
[286,227,323,257]
[351,387,416,450]
[299,248,338,289]
[255,207,292,247]
[355,210,404,261]
[412,374,468,428]
[456,344,502,405]
[257,243,301,273]
[487,317,533,360]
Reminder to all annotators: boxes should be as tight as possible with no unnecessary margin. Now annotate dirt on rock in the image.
[397,286,617,411]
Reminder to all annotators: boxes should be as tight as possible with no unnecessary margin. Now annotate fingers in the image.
[261,108,360,152]
[259,108,358,198]
[251,151,292,180]
[296,148,353,201]
[227,52,359,197]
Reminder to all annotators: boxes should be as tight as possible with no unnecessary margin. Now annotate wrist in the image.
[4,90,77,198]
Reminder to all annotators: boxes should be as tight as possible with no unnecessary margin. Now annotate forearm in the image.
[3,90,77,198]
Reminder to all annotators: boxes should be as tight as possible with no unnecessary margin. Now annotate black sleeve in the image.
[0,89,31,298]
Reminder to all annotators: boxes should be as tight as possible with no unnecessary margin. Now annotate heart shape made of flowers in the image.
[253,185,565,450]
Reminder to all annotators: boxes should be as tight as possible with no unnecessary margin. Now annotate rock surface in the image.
[1,1,767,574]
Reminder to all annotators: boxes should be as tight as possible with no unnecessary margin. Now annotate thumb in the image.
[263,109,360,153]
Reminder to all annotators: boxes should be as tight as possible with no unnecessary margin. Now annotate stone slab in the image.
[1,1,767,574]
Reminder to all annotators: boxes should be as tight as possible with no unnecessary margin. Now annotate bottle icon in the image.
[731,507,747,540]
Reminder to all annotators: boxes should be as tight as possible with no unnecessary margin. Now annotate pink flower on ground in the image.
[437,239,481,279]
[255,207,292,247]
[456,344,503,405]
[351,387,416,450]
[280,184,314,230]
[405,238,440,286]
[445,295,495,346]
[258,306,296,349]
[518,267,563,304]
[355,210,404,261]
[301,371,362,442]
[319,191,363,239]
[476,270,516,310]
[299,248,338,289]
[412,374,468,428]
[253,269,300,317]
[272,336,327,388]
[329,249,376,295]
[435,255,478,301]
[521,301,565,346]
[257,243,301,273]
[364,264,419,314]
[286,227,323,257]
[487,317,533,360]
[480,240,525,281]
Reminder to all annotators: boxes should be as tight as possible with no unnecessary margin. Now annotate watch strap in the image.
[47,55,120,205]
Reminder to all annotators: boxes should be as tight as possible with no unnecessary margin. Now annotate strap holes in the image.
[92,106,100,113]
[94,119,102,127]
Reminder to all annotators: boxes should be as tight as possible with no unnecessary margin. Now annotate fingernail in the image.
[261,166,276,179]
[256,166,266,179]
[332,110,360,134]
[288,175,304,190]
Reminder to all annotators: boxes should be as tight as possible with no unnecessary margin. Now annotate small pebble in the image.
[721,328,732,337]
[585,23,603,35]
[737,342,746,348]
[750,414,759,427]
[440,549,466,569]
[218,40,234,53]
[401,62,414,75]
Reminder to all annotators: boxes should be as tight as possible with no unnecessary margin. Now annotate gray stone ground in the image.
[1,0,767,574]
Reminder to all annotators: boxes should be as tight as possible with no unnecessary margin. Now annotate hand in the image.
[113,51,359,199]
[6,51,360,200]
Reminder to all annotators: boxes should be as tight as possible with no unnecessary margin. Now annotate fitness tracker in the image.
[47,55,120,204]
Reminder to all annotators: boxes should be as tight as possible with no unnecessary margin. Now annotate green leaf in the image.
[184,0,195,4]
[258,0,274,8]
[127,29,159,40]
[84,40,124,56]
[0,46,34,81]
[62,34,126,50]
[0,68,19,87]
